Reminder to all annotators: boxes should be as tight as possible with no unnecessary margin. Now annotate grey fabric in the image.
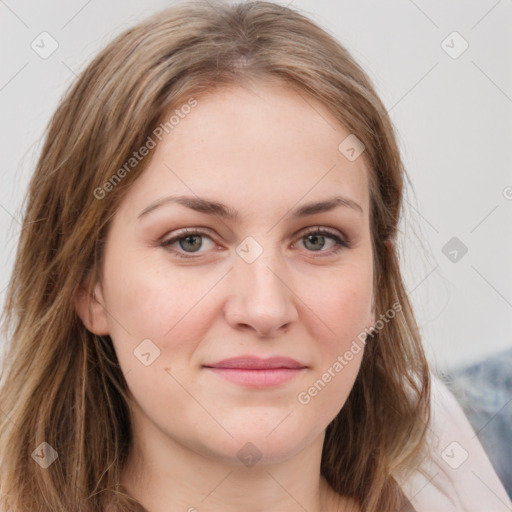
[443,348,512,499]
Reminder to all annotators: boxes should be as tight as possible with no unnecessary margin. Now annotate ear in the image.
[73,278,109,336]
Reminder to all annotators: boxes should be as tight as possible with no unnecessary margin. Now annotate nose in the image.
[223,244,299,338]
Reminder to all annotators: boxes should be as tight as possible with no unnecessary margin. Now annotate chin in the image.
[198,423,321,468]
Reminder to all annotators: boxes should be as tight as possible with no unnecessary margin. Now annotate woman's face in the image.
[79,81,375,467]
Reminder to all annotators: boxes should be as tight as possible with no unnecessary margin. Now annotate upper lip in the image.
[203,356,307,370]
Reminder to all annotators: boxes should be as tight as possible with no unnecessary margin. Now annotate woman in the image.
[0,1,507,511]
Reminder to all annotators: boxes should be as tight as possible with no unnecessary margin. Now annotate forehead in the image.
[120,82,370,222]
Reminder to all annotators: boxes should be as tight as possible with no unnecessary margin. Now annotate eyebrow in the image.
[137,194,364,220]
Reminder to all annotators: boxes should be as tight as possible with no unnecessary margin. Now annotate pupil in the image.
[305,234,324,251]
[180,235,202,252]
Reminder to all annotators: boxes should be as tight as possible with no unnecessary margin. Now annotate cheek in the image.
[100,263,217,421]
[332,284,372,345]
[100,250,222,370]
[297,263,373,348]
[292,266,371,410]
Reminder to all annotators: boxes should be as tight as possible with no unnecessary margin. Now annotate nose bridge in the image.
[240,240,283,291]
[225,235,298,336]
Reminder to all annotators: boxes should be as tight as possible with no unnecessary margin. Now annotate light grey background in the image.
[1,0,511,371]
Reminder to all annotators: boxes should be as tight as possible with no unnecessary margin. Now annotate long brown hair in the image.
[0,1,430,510]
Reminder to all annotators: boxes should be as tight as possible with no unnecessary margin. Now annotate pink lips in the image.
[203,356,307,387]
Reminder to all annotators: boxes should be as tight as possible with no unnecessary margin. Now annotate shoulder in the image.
[398,373,512,512]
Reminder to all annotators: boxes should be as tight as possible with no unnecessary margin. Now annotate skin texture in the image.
[75,81,374,512]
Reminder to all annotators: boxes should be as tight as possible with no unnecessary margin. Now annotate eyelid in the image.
[159,228,218,257]
[159,226,351,259]
[293,227,351,254]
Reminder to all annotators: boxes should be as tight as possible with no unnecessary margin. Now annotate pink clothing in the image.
[399,375,512,511]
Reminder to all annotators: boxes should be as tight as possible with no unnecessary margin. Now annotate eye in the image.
[160,228,217,259]
[294,228,350,256]
[159,227,351,260]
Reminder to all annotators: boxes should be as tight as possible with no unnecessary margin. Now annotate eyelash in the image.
[159,227,351,259]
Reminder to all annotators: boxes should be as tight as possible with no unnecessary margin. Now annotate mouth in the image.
[203,356,308,387]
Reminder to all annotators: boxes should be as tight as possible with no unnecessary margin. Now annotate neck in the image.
[120,403,356,512]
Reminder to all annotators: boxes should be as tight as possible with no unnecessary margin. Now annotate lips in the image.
[203,356,307,370]
[203,356,308,387]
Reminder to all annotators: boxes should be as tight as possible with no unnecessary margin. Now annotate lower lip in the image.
[205,367,306,387]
